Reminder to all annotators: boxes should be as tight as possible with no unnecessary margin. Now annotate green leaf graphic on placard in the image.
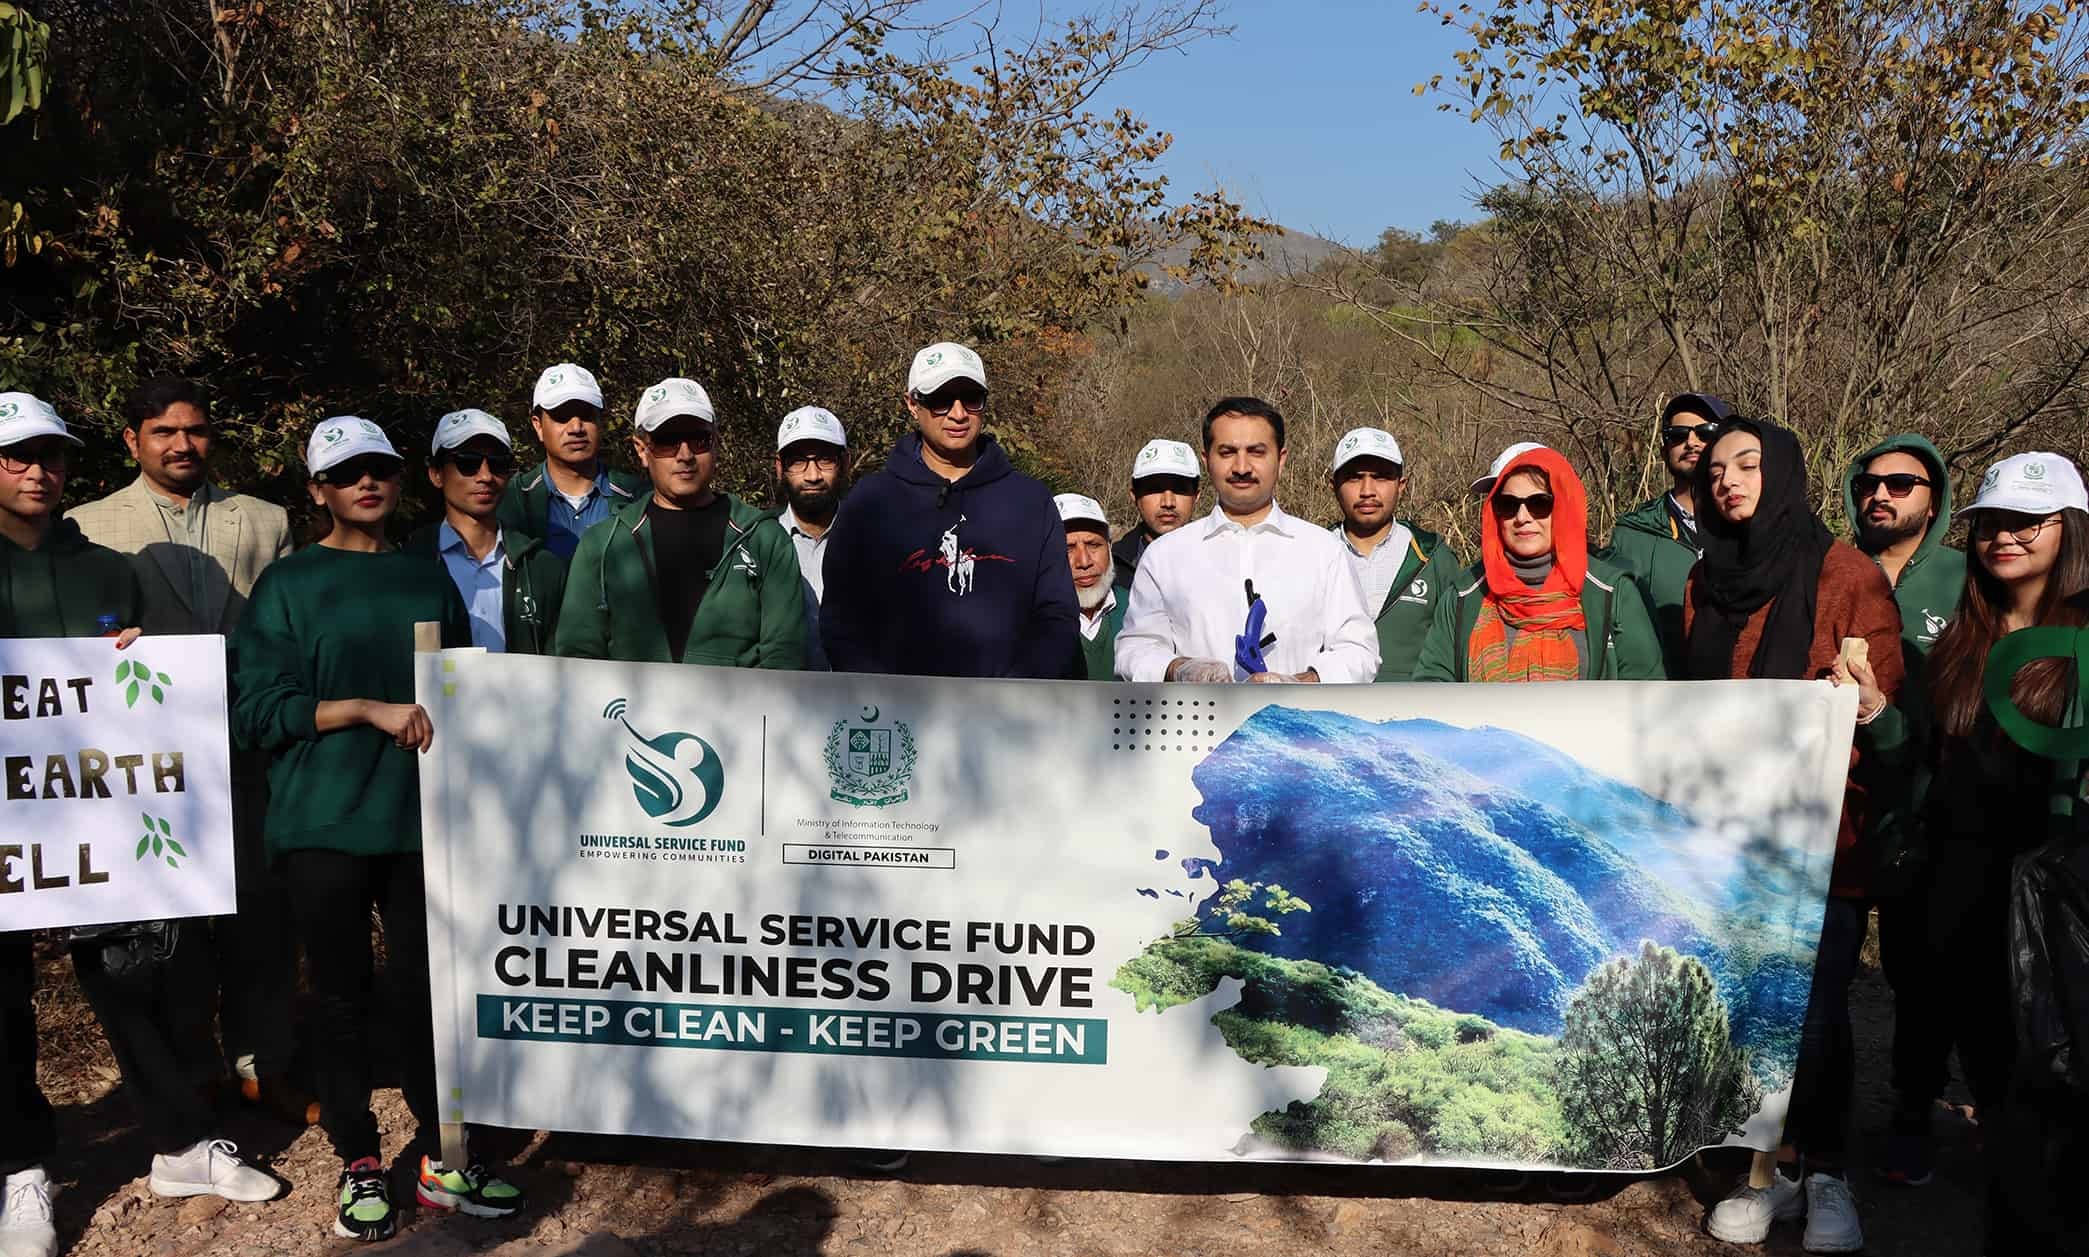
[125,680,140,707]
[135,835,150,859]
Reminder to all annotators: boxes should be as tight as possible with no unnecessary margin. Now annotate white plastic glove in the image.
[1172,658,1235,684]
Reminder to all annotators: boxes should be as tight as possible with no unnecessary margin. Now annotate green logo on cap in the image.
[2025,460,2048,480]
[924,351,944,368]
[647,386,668,404]
[0,402,17,419]
[320,426,346,445]
[545,370,565,387]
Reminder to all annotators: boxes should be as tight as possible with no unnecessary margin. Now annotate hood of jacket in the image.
[1842,432,1954,567]
[885,431,1016,494]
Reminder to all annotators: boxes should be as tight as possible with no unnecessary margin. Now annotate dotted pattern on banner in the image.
[1112,697,1221,753]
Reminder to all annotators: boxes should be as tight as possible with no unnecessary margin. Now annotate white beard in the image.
[1076,578,1111,612]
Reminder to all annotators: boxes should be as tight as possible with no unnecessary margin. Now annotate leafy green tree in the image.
[1553,941,1761,1170]
[1169,877,1311,940]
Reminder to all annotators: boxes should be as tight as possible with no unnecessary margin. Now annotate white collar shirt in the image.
[1078,585,1118,642]
[779,505,829,603]
[1114,501,1380,683]
[1341,521,1416,616]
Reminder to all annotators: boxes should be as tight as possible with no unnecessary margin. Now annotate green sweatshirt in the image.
[1840,433,1966,657]
[1840,432,1968,892]
[402,522,569,655]
[1598,494,1700,679]
[553,492,807,668]
[1333,522,1466,682]
[1075,595,1127,680]
[0,518,144,638]
[230,545,471,857]
[1411,556,1667,682]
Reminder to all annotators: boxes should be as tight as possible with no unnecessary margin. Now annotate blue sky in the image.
[1074,0,1501,245]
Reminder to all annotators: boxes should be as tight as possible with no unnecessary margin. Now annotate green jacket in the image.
[402,522,569,655]
[553,492,807,668]
[496,462,643,544]
[1331,522,1465,682]
[1598,495,1699,679]
[230,546,472,857]
[0,518,144,638]
[1841,432,1968,892]
[1076,594,1127,681]
[1841,433,1966,659]
[1412,556,1666,682]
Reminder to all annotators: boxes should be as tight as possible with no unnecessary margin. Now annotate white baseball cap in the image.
[1470,441,1551,494]
[632,378,716,433]
[306,416,400,476]
[430,408,512,456]
[532,363,604,412]
[907,342,987,395]
[1055,493,1110,531]
[776,406,847,451]
[1330,427,1405,476]
[1958,452,2088,517]
[0,393,83,449]
[1131,438,1200,482]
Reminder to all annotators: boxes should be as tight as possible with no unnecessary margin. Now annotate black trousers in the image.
[214,761,297,1080]
[1880,877,2016,1112]
[282,848,436,1166]
[69,923,219,1154]
[1785,895,1868,1164]
[0,933,55,1176]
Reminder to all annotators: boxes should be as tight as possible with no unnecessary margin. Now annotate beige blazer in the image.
[66,476,293,636]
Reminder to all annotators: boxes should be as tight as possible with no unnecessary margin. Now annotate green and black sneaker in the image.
[334,1157,397,1241]
[416,1155,527,1218]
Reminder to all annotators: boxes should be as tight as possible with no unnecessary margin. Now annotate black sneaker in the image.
[333,1157,397,1241]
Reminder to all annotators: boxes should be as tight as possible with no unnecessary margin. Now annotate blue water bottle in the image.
[96,614,121,637]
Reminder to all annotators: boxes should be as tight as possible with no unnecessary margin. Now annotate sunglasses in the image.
[0,442,69,474]
[315,455,403,485]
[1852,472,1932,500]
[1971,513,2062,544]
[912,387,988,417]
[1661,422,1721,447]
[646,428,715,455]
[1491,491,1556,521]
[443,451,516,477]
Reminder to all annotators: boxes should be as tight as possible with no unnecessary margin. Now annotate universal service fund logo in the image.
[603,699,724,827]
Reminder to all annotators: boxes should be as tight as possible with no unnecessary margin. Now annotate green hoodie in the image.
[1411,556,1666,682]
[402,522,568,655]
[1330,521,1467,682]
[1840,433,1965,657]
[1,517,144,638]
[553,491,807,668]
[1841,433,1967,892]
[230,545,472,857]
[1598,495,1700,679]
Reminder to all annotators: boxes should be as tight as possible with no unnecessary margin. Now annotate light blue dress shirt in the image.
[438,522,507,652]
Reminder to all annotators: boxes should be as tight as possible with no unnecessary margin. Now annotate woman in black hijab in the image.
[1688,417,1906,1252]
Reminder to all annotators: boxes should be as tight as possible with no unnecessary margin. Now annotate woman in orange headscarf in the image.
[1413,445,1665,681]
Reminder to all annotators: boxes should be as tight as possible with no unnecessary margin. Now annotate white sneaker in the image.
[0,1166,57,1257]
[1801,1174,1864,1253]
[1706,1169,1803,1244]
[148,1139,280,1203]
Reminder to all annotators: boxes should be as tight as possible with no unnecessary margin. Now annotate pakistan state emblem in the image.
[824,706,916,808]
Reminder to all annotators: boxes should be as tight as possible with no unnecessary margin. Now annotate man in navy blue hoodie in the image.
[820,342,1079,677]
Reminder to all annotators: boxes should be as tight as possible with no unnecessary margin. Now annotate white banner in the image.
[419,651,1856,1172]
[1,634,236,931]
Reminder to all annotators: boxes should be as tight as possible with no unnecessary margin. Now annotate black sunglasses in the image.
[443,451,515,477]
[1852,472,1932,500]
[1661,421,1721,447]
[315,454,403,485]
[646,428,715,455]
[1491,491,1556,521]
[912,386,988,417]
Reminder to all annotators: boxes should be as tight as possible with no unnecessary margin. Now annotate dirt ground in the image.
[30,929,1985,1257]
